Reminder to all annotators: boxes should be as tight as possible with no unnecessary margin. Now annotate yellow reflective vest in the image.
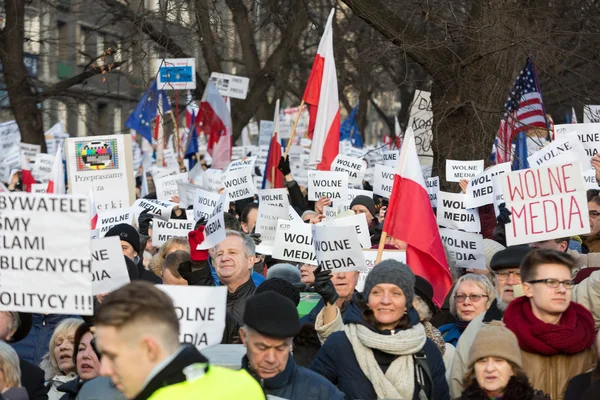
[148,365,265,400]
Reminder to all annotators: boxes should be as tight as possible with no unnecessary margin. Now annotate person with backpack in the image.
[311,260,449,400]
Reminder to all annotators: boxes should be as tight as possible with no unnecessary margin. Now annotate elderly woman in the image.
[439,274,495,346]
[148,237,190,277]
[311,260,449,400]
[40,319,84,400]
[0,341,28,400]
[459,321,549,400]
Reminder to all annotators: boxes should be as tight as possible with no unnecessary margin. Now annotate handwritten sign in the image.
[91,237,130,295]
[311,225,366,273]
[464,163,511,209]
[446,160,484,183]
[307,171,348,201]
[439,228,485,270]
[272,219,317,265]
[437,191,481,233]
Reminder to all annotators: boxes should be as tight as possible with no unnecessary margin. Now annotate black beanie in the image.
[256,278,301,306]
[243,291,300,338]
[105,223,141,254]
[490,245,531,271]
[350,195,377,219]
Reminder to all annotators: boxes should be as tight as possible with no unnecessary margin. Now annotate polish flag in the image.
[46,145,65,194]
[382,128,452,307]
[305,9,340,170]
[90,190,98,230]
[263,99,284,189]
[196,82,231,169]
[20,153,36,192]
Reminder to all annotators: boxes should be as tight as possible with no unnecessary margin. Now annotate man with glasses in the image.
[502,249,596,400]
[585,189,600,252]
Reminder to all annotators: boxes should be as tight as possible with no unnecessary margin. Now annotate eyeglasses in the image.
[454,294,489,303]
[494,271,521,281]
[527,279,575,289]
[590,211,600,218]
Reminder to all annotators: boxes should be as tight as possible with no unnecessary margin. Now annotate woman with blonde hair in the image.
[148,236,190,277]
[0,341,27,400]
[39,318,83,400]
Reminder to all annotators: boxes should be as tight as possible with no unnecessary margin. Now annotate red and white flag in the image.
[46,145,65,194]
[305,9,340,170]
[20,153,36,193]
[382,128,452,307]
[196,82,232,169]
[90,190,98,230]
[263,99,284,189]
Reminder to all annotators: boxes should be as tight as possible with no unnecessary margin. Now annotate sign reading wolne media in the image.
[311,225,365,273]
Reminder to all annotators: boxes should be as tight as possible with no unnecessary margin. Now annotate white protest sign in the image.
[96,209,134,237]
[382,150,400,168]
[425,177,439,208]
[44,123,68,157]
[373,164,397,199]
[197,192,227,250]
[158,285,227,349]
[255,201,289,255]
[272,219,317,265]
[20,143,41,164]
[446,160,485,183]
[331,154,367,187]
[439,228,485,270]
[0,182,8,192]
[527,133,591,171]
[583,170,600,190]
[408,90,434,169]
[437,191,481,233]
[346,189,374,205]
[193,188,221,222]
[0,193,93,315]
[32,153,55,183]
[155,172,188,201]
[323,205,349,219]
[492,174,506,217]
[1,145,20,172]
[0,164,11,184]
[312,225,366,273]
[226,156,257,173]
[357,250,406,292]
[583,105,600,123]
[327,213,371,248]
[203,169,223,192]
[91,237,130,295]
[152,167,179,180]
[0,121,20,154]
[555,123,600,159]
[209,72,250,100]
[289,206,302,222]
[31,184,46,194]
[464,163,512,209]
[307,171,348,202]
[177,182,202,208]
[259,188,289,209]
[222,169,255,201]
[259,121,274,147]
[501,162,590,246]
[132,198,176,221]
[231,146,246,160]
[152,219,195,247]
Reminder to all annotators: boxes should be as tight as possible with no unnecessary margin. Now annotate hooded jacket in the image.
[243,354,344,400]
[311,301,449,400]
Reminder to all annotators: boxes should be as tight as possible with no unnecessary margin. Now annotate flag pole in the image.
[375,231,387,264]
[283,101,305,159]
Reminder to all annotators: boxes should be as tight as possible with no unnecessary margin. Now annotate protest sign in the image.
[408,90,434,170]
[373,164,397,199]
[492,174,506,217]
[158,285,227,349]
[357,250,406,292]
[307,171,348,201]
[20,143,40,164]
[152,167,178,180]
[259,121,274,147]
[312,225,366,273]
[0,182,8,192]
[193,188,221,222]
[32,153,55,183]
[1,145,20,172]
[272,220,317,265]
[501,162,590,246]
[203,169,223,192]
[555,123,600,158]
[152,219,195,247]
[197,192,227,250]
[437,191,481,233]
[0,121,20,154]
[255,201,289,254]
[527,133,591,171]
[155,172,188,201]
[44,123,68,157]
[226,156,257,173]
[209,72,249,99]
[439,228,485,270]
[446,160,484,183]
[177,182,202,208]
[464,163,512,209]
[66,134,135,212]
[327,213,371,248]
[0,164,11,184]
[323,205,349,219]
[132,198,177,221]
[91,237,130,295]
[289,206,302,222]
[231,146,246,160]
[346,189,374,205]
[31,184,47,194]
[96,209,134,237]
[188,162,204,186]
[382,150,400,168]
[331,154,367,187]
[583,170,600,190]
[0,193,93,315]
[258,188,289,209]
[222,169,255,201]
[583,105,600,123]
[425,177,439,208]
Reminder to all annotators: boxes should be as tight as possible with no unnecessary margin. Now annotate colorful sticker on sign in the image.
[76,139,119,171]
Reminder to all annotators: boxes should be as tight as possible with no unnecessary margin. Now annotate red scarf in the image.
[503,296,595,356]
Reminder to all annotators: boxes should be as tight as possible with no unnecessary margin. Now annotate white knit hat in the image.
[483,239,506,270]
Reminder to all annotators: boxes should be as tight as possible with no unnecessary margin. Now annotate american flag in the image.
[491,57,548,165]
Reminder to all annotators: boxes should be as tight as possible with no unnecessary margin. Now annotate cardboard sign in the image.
[311,225,366,273]
[155,172,188,201]
[91,237,130,295]
[20,143,41,164]
[373,164,397,199]
[32,153,55,183]
[132,198,176,221]
[197,192,227,250]
[331,154,367,186]
[193,188,221,222]
[96,209,134,237]
[446,160,485,183]
[272,219,317,265]
[203,169,223,193]
[527,133,591,171]
[555,123,600,158]
[307,171,349,201]
[255,202,289,255]
[209,72,249,100]
[501,162,590,246]
[439,228,485,270]
[357,250,406,292]
[258,188,289,210]
[382,150,400,168]
[226,156,257,173]
[158,285,227,349]
[583,170,600,190]
[437,191,481,233]
[425,177,439,208]
[0,193,93,315]
[152,219,195,247]
[66,134,135,213]
[327,213,371,248]
[177,182,202,208]
[222,169,255,201]
[464,163,512,209]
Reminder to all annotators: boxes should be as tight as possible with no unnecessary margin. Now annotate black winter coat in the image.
[57,377,85,400]
[20,359,48,400]
[311,301,450,400]
[458,375,550,400]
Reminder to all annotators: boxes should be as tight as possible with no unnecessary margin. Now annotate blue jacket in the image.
[438,323,463,347]
[243,354,344,400]
[13,314,80,365]
[208,258,265,287]
[311,301,450,400]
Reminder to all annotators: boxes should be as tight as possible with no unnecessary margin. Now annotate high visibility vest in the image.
[148,365,265,400]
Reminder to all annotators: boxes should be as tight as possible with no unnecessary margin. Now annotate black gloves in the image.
[249,232,262,246]
[138,211,153,236]
[313,266,339,306]
[496,203,512,225]
[278,156,291,176]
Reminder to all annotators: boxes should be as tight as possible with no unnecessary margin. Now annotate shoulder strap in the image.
[413,350,434,400]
